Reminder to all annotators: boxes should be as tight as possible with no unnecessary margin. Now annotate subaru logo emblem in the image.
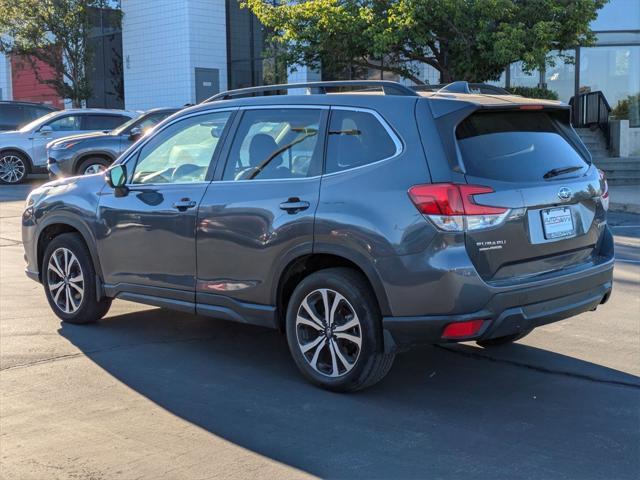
[558,187,572,200]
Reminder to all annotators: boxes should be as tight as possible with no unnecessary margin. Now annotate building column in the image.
[287,65,321,94]
[0,52,11,100]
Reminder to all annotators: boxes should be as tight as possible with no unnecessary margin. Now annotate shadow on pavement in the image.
[60,307,640,480]
[0,178,47,202]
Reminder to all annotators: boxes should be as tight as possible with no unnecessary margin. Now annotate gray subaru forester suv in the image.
[22,81,613,392]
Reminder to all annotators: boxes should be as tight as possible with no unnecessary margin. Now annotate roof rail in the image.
[204,80,419,103]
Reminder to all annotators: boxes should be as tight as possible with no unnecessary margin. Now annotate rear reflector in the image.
[441,320,484,339]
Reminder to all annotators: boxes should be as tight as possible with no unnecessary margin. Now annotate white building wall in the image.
[187,0,228,95]
[122,0,227,110]
[0,52,12,100]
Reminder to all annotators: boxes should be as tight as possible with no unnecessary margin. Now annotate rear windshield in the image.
[456,111,588,182]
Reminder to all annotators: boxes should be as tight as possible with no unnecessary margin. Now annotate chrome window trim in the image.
[210,175,321,185]
[322,106,404,178]
[116,104,404,185]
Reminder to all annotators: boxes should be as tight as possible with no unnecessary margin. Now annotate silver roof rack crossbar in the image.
[204,80,419,103]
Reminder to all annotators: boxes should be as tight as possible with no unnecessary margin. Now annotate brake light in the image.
[441,320,484,339]
[519,105,544,110]
[408,183,510,232]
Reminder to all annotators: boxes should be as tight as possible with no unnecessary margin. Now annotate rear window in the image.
[0,104,54,130]
[456,111,588,182]
[326,110,398,174]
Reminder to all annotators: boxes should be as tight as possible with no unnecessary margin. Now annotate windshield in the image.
[18,111,60,132]
[111,115,141,135]
[111,111,173,136]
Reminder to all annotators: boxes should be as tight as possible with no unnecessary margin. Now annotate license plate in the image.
[541,207,574,239]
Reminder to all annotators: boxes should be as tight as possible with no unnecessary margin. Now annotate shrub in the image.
[611,94,639,120]
[507,86,559,100]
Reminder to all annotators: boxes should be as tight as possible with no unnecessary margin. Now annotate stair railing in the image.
[569,91,612,146]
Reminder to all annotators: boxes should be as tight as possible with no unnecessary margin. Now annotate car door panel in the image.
[96,183,209,300]
[196,177,321,307]
[196,107,327,314]
[30,114,84,167]
[96,110,233,301]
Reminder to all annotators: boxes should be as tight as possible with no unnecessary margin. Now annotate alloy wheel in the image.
[295,288,362,378]
[83,163,106,175]
[47,247,84,314]
[0,155,26,183]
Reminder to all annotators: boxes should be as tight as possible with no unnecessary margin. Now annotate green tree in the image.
[244,0,606,84]
[0,0,121,107]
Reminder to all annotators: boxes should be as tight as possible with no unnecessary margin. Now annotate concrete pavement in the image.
[1,180,639,479]
[609,185,640,214]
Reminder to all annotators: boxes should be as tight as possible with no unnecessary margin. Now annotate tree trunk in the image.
[440,69,454,84]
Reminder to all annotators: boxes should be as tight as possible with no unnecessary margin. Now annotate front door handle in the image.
[172,198,197,211]
[279,197,310,214]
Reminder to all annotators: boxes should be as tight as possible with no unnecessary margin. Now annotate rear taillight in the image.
[408,183,510,232]
[598,169,609,211]
[598,169,609,199]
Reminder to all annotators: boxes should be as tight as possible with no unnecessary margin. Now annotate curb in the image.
[610,202,640,215]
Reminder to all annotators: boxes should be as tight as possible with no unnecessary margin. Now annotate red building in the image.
[10,55,64,109]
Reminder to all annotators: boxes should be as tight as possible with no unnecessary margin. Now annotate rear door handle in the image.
[172,198,197,211]
[279,197,310,214]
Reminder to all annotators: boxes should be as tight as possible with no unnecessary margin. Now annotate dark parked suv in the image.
[47,107,180,177]
[0,101,56,131]
[22,81,613,391]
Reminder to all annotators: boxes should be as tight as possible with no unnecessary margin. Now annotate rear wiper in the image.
[543,165,583,179]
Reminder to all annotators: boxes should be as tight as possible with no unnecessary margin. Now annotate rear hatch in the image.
[451,106,607,283]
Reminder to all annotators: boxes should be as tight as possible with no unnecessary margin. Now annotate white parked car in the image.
[0,108,137,184]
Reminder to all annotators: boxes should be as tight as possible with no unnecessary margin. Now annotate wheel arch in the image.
[273,246,392,330]
[73,151,115,174]
[36,216,104,294]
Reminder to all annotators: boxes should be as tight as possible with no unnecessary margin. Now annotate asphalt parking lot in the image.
[1,179,639,480]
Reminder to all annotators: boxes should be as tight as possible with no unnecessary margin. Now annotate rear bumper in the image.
[382,259,613,351]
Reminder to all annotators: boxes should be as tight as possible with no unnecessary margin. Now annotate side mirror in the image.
[128,127,142,141]
[106,164,128,195]
[39,125,53,134]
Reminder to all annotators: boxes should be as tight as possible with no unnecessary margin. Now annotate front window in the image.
[47,115,81,131]
[131,111,231,184]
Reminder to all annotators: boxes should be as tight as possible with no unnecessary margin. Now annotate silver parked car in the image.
[0,108,137,184]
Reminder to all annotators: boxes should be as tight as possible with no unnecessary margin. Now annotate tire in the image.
[476,329,533,348]
[286,267,395,392]
[77,157,111,176]
[0,150,29,184]
[42,233,111,324]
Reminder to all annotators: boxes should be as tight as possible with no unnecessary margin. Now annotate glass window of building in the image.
[509,62,540,88]
[226,0,286,90]
[545,51,576,102]
[579,45,640,124]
